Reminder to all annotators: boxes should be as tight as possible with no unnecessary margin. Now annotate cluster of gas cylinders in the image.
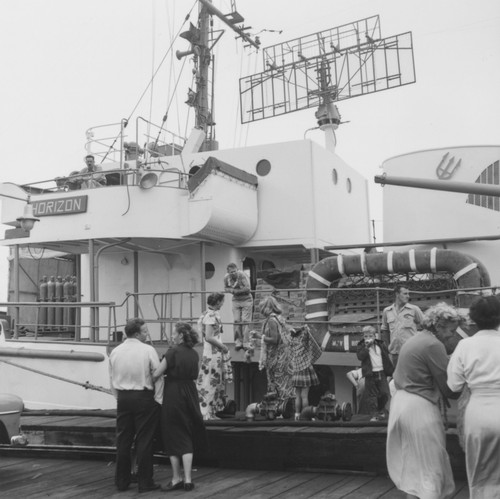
[37,276,78,331]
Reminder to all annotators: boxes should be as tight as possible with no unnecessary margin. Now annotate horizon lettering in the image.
[33,195,88,217]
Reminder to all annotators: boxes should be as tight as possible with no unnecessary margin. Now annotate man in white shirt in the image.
[110,318,161,493]
[77,154,107,189]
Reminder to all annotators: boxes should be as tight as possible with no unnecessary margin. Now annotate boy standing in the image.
[356,325,393,422]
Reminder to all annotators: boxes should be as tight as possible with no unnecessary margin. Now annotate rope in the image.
[0,358,112,395]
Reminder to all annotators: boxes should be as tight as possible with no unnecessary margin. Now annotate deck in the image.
[0,455,471,498]
[18,412,466,478]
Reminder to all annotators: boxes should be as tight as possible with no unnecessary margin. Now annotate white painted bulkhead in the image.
[381,145,500,283]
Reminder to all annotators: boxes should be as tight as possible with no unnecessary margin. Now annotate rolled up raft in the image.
[305,248,490,352]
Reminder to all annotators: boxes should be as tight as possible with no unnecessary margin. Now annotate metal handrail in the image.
[1,301,116,342]
[3,284,495,346]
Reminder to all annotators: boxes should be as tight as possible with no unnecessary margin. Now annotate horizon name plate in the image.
[33,195,88,217]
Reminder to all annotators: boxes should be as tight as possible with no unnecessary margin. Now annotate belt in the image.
[371,371,384,379]
[117,388,153,392]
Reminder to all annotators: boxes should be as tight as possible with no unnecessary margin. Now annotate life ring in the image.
[305,248,490,351]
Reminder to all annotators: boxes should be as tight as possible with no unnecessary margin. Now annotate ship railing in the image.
[83,117,187,170]
[16,165,190,195]
[85,120,128,165]
[1,301,117,343]
[135,117,186,165]
[114,284,498,343]
[3,284,496,345]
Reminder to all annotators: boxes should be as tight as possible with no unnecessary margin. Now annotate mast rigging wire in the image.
[100,0,198,164]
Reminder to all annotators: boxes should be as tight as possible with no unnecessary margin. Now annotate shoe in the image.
[235,341,243,351]
[184,482,195,491]
[243,343,251,350]
[370,416,380,422]
[161,480,184,492]
[130,472,138,483]
[138,483,161,493]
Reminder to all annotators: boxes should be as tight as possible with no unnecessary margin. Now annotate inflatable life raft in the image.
[305,248,491,352]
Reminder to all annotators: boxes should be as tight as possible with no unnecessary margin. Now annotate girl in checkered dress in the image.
[289,326,321,420]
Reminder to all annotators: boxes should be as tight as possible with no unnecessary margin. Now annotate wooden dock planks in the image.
[0,455,472,498]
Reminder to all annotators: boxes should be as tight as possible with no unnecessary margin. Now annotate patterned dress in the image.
[289,327,320,388]
[196,308,233,420]
[261,314,294,403]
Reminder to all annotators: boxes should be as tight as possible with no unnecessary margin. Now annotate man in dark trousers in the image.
[110,318,161,492]
[223,262,253,350]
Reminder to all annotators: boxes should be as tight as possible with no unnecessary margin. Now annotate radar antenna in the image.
[239,15,416,152]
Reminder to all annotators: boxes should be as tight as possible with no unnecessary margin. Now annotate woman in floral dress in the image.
[197,292,233,420]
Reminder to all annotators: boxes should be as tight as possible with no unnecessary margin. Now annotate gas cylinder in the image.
[47,276,56,329]
[69,275,78,329]
[47,276,55,300]
[38,277,48,327]
[63,276,71,328]
[39,276,48,301]
[55,276,63,329]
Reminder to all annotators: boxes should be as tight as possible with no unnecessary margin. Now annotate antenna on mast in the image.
[176,0,260,152]
[239,15,416,153]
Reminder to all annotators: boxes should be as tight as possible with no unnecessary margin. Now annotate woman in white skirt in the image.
[386,302,461,499]
[447,296,500,499]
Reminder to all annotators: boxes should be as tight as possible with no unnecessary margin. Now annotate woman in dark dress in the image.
[153,322,207,492]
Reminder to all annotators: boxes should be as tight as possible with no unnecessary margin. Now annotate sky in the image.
[0,0,499,302]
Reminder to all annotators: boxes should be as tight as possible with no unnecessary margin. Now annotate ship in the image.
[0,1,497,416]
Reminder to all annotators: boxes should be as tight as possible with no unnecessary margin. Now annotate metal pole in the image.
[133,251,139,318]
[89,239,95,342]
[325,233,500,251]
[200,242,206,311]
[374,174,500,197]
[13,245,20,339]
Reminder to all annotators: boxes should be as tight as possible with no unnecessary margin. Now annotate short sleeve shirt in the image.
[381,303,424,355]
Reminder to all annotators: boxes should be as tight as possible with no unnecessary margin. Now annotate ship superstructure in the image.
[0,2,428,411]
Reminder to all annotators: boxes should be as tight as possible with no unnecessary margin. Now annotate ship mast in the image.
[177,0,260,152]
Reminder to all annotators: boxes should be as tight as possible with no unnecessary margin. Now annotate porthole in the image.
[205,262,215,279]
[332,168,338,185]
[346,178,352,193]
[256,159,271,176]
[189,165,201,177]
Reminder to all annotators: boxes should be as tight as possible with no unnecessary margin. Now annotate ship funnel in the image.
[139,172,158,190]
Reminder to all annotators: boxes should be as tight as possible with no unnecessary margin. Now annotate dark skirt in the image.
[161,379,207,456]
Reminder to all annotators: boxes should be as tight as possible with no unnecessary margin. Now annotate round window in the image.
[332,168,338,185]
[205,262,215,280]
[189,165,201,177]
[256,159,271,176]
